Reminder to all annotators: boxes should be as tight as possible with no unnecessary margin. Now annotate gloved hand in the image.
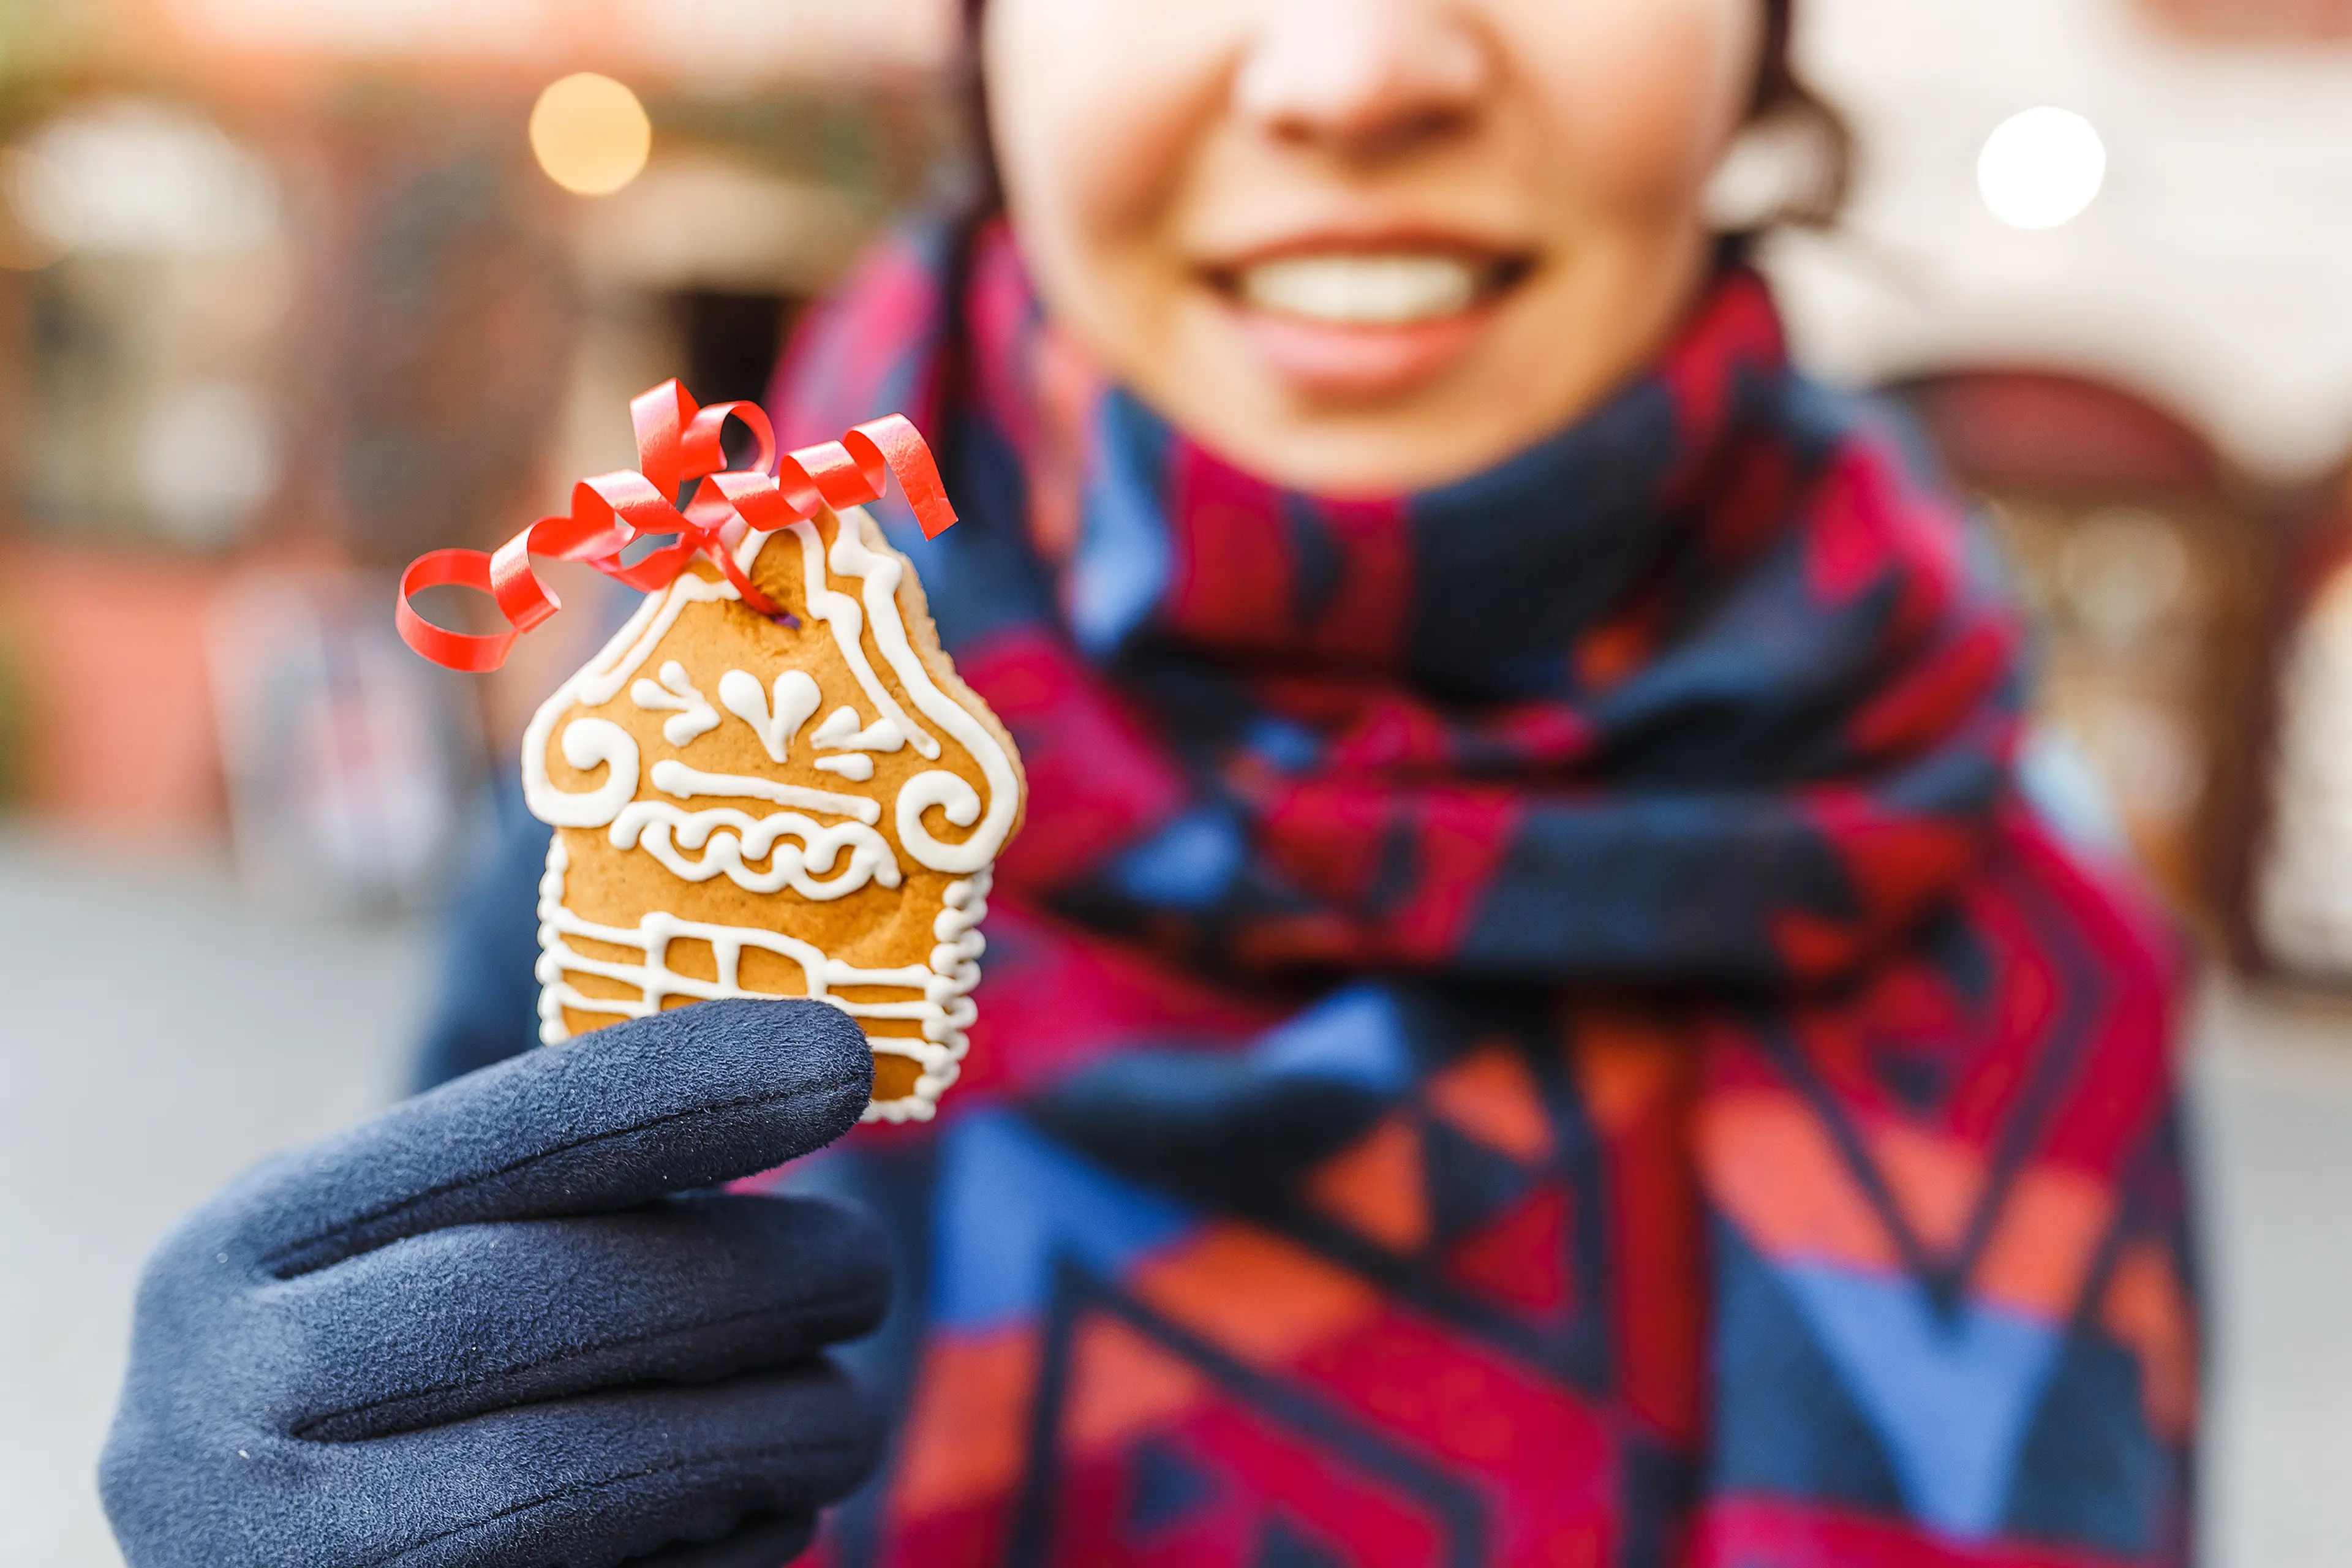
[100,999,892,1568]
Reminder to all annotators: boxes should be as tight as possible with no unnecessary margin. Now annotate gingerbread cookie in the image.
[398,382,1022,1121]
[522,505,1023,1120]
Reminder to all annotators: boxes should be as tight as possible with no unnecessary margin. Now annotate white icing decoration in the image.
[782,518,940,761]
[630,661,721,747]
[649,759,880,824]
[537,837,990,1123]
[814,754,876,782]
[522,568,734,828]
[720,668,821,763]
[526,718,639,829]
[812,706,907,754]
[815,518,1022,874]
[609,802,899,899]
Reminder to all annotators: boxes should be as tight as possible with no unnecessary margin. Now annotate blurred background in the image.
[3,0,2352,1561]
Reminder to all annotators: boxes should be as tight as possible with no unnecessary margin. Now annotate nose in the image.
[1233,0,1492,160]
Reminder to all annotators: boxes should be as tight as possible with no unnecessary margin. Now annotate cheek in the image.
[1510,0,1758,216]
[985,0,1231,257]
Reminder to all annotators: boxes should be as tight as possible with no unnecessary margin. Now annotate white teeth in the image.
[1237,253,1483,326]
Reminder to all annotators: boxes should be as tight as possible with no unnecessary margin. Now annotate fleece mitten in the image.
[100,999,891,1568]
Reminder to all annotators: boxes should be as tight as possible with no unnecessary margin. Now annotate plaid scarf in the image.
[767,220,2196,1568]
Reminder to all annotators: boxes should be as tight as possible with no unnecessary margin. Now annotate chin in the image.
[1196,397,1532,499]
[1151,293,1630,494]
[1126,317,1508,496]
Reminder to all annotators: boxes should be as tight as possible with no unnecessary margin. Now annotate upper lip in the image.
[1197,227,1536,286]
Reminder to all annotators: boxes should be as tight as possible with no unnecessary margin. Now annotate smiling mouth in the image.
[1218,250,1529,327]
[1204,247,1532,399]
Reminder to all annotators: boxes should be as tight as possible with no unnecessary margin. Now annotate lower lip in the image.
[1219,296,1498,400]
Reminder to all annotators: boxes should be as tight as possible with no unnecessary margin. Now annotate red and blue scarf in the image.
[766,219,2195,1568]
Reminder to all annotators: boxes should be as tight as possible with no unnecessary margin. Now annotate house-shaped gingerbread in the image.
[521,502,1025,1123]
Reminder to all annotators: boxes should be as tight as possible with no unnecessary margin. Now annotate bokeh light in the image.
[529,72,651,197]
[1978,107,2107,231]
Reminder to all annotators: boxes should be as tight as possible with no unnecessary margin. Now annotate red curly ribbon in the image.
[395,380,957,673]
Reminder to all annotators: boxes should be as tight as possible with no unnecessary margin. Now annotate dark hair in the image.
[954,0,1852,225]
[1750,0,1853,228]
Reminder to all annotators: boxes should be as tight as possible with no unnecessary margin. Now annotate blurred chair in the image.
[1890,369,2284,952]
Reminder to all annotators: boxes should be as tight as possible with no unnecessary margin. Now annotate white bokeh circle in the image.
[1978,107,2108,231]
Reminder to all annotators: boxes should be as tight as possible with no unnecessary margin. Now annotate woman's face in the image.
[984,0,1762,494]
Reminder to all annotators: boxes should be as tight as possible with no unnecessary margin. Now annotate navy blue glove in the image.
[100,999,892,1568]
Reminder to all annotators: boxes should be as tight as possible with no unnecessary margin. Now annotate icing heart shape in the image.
[523,504,1026,1122]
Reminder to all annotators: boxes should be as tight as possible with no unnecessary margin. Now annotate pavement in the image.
[0,833,429,1568]
[1,831,2348,1566]
[2192,981,2352,1566]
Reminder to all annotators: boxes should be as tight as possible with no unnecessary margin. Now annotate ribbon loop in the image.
[488,529,561,633]
[850,414,959,540]
[775,444,873,518]
[628,380,693,498]
[397,379,956,671]
[396,549,519,674]
[683,400,776,482]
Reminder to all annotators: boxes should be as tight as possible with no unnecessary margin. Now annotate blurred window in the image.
[2,99,291,551]
[1896,372,2274,937]
[680,288,799,413]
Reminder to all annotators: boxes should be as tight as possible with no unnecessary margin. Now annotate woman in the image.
[102,1,2196,1564]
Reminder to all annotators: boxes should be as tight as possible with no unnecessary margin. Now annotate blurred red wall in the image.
[0,543,227,835]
